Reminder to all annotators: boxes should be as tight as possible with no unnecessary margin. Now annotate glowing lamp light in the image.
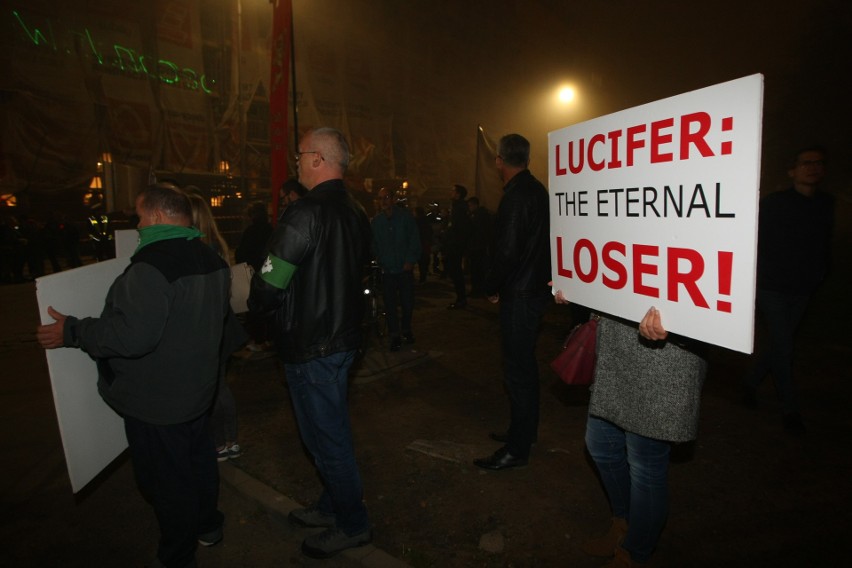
[557,86,576,104]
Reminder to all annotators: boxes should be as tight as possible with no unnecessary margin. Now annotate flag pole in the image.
[474,124,482,198]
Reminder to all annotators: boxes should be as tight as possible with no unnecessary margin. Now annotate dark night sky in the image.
[295,0,850,195]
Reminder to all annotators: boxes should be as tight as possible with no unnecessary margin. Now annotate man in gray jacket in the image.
[37,183,233,568]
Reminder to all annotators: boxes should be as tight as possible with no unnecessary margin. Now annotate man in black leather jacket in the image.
[474,133,551,472]
[248,128,373,558]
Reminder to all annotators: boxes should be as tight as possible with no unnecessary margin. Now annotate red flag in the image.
[269,0,293,224]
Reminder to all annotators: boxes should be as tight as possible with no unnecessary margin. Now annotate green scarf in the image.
[136,224,204,253]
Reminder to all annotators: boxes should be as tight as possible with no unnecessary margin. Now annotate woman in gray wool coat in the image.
[557,295,708,568]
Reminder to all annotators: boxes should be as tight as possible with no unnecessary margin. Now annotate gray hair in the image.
[498,134,531,168]
[310,127,351,171]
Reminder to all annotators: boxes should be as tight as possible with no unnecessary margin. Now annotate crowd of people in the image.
[0,212,82,283]
[33,129,833,567]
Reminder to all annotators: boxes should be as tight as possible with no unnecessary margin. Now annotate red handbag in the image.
[550,315,599,385]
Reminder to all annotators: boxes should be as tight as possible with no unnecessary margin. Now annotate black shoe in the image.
[447,301,467,310]
[390,336,402,352]
[473,447,528,471]
[489,432,537,444]
[782,413,806,435]
[402,332,415,344]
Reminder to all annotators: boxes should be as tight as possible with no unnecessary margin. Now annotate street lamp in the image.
[556,84,577,105]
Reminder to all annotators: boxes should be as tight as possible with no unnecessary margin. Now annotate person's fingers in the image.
[47,306,65,321]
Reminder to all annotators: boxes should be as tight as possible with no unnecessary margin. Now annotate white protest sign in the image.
[549,74,763,353]
[114,229,138,258]
[36,259,130,493]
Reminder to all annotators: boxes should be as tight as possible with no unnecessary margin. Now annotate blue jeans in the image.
[745,288,810,413]
[284,350,369,535]
[499,294,549,458]
[381,270,414,338]
[585,416,670,564]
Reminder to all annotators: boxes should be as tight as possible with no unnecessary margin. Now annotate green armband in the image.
[259,253,297,290]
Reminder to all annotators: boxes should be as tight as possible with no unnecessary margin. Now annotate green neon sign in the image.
[12,9,217,94]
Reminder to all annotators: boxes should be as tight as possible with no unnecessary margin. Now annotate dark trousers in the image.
[382,270,414,338]
[499,294,549,459]
[417,252,430,283]
[124,413,223,568]
[745,288,810,413]
[468,250,487,295]
[444,251,466,304]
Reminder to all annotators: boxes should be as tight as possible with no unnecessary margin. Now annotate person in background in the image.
[236,201,273,273]
[236,200,274,352]
[36,184,232,567]
[466,196,492,298]
[474,134,550,472]
[279,177,308,221]
[371,188,421,351]
[61,213,83,268]
[413,206,433,283]
[742,145,834,435]
[248,127,373,559]
[444,184,472,309]
[185,189,229,257]
[42,212,63,273]
[186,191,248,462]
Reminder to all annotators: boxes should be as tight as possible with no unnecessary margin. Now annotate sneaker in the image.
[301,527,372,559]
[227,444,241,459]
[198,525,223,547]
[288,506,336,528]
[216,446,230,462]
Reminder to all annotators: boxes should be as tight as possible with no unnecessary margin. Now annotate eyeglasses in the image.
[295,151,323,162]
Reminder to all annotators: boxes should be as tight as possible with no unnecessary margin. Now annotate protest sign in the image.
[36,259,130,493]
[549,74,763,353]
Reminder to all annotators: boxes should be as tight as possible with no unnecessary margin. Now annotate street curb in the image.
[219,462,410,568]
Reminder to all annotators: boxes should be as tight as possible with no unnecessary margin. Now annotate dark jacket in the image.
[443,199,472,255]
[372,206,421,274]
[484,169,551,298]
[756,187,834,295]
[235,218,273,273]
[249,179,372,363]
[64,237,231,425]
